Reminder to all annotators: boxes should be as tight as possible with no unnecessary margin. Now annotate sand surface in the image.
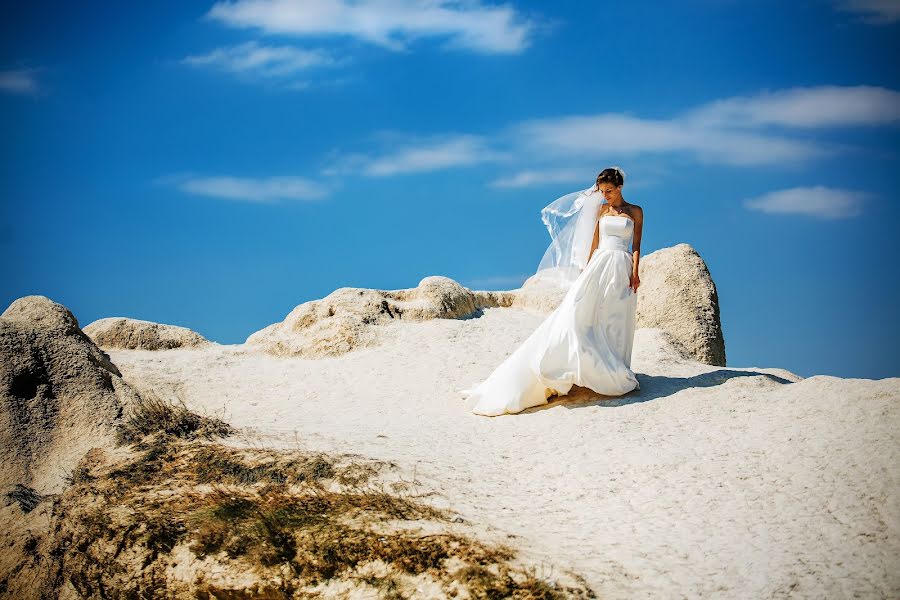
[108,306,900,599]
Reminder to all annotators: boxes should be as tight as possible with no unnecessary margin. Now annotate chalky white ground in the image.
[109,306,900,598]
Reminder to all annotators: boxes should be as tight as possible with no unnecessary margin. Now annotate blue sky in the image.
[1,0,898,379]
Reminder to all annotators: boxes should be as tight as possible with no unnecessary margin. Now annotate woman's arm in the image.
[630,206,644,292]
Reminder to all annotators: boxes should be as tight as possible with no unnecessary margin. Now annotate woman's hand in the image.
[630,273,640,293]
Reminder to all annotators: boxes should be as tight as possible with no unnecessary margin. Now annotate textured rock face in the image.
[84,317,211,350]
[247,276,484,358]
[0,296,137,493]
[633,244,726,366]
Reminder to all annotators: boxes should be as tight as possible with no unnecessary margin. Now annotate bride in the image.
[460,166,643,416]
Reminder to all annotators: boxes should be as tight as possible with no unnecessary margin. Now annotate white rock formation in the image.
[633,243,726,365]
[84,317,212,350]
[246,275,482,358]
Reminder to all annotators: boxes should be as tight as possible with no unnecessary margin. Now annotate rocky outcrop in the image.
[633,244,726,366]
[0,296,138,493]
[84,317,212,350]
[247,276,484,358]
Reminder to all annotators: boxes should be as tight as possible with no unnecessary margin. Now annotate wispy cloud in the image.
[833,0,900,25]
[205,0,535,54]
[317,84,898,184]
[182,41,337,77]
[683,85,900,129]
[743,186,871,219]
[489,167,588,188]
[181,41,341,88]
[167,175,328,202]
[326,134,508,177]
[512,85,900,167]
[512,113,831,167]
[0,69,39,95]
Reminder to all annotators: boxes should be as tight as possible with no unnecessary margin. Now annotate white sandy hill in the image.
[105,244,900,599]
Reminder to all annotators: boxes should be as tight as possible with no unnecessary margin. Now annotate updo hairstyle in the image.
[595,167,625,190]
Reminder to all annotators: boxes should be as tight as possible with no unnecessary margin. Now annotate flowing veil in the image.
[524,184,603,290]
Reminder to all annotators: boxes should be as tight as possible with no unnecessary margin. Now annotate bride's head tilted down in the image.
[595,166,626,204]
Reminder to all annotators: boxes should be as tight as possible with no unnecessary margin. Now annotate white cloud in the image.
[513,113,831,166]
[327,134,508,177]
[833,0,900,24]
[171,175,328,202]
[0,69,39,95]
[490,164,660,189]
[743,186,871,219]
[683,85,900,129]
[317,84,898,182]
[510,85,900,167]
[182,41,338,81]
[489,167,588,188]
[206,0,534,54]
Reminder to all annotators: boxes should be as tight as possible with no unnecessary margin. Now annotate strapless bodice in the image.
[598,215,634,252]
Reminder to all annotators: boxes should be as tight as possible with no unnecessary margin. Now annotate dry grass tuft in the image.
[4,484,43,513]
[191,445,337,486]
[117,388,232,444]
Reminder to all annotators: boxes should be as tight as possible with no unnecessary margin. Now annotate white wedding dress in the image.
[460,214,640,416]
